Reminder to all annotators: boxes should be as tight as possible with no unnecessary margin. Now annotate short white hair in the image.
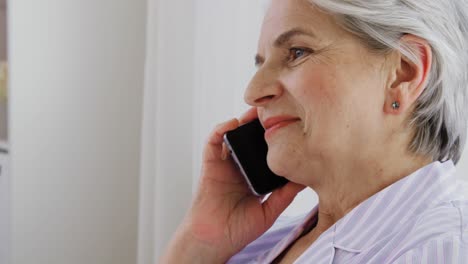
[307,0,468,164]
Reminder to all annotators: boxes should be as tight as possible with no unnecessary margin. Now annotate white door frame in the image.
[137,0,196,263]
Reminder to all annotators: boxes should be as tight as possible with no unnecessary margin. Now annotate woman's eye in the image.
[289,48,311,61]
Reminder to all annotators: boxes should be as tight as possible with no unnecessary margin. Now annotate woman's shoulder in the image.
[377,186,468,262]
[349,184,468,263]
[404,197,468,244]
[387,199,468,262]
[407,178,468,231]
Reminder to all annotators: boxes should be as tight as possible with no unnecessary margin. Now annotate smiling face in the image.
[244,0,394,184]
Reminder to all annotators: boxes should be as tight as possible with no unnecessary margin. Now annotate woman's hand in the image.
[160,107,305,263]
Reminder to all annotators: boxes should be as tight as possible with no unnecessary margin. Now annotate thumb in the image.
[261,182,306,225]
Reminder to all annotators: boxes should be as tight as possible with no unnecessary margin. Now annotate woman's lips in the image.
[263,117,301,140]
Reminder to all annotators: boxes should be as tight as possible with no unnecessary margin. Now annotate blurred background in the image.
[0,1,467,264]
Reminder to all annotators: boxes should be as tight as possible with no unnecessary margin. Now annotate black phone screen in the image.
[224,119,289,195]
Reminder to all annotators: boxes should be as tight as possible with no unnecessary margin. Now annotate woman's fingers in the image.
[207,107,258,147]
[204,108,257,162]
[239,107,259,125]
[207,118,239,145]
[221,142,230,161]
[204,118,239,162]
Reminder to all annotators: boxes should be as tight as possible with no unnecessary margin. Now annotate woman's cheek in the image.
[289,66,338,104]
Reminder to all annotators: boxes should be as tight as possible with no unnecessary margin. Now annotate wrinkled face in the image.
[244,0,390,183]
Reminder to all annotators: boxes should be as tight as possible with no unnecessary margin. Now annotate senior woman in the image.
[161,0,468,263]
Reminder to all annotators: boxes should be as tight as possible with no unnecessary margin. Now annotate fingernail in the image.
[221,151,228,160]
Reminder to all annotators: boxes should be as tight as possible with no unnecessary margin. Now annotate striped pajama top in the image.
[227,160,468,263]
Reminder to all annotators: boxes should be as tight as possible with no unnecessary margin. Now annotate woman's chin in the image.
[267,151,295,178]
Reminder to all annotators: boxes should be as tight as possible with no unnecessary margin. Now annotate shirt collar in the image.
[260,160,461,262]
[333,160,460,252]
[259,207,320,263]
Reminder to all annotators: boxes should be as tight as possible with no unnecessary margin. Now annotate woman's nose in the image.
[244,69,283,107]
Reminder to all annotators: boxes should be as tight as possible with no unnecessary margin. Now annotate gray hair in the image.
[309,0,468,164]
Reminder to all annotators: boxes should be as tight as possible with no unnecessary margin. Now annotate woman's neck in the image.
[306,154,432,233]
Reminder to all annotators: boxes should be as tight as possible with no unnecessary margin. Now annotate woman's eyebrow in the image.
[254,27,317,67]
[274,27,317,47]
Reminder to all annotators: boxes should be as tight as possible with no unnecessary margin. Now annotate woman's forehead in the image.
[259,0,338,46]
[264,0,315,21]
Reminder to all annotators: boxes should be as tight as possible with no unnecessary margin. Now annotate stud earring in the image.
[392,101,400,110]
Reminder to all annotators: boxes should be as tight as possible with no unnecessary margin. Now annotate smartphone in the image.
[223,119,289,196]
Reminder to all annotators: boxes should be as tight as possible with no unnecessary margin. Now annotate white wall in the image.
[0,0,6,60]
[0,101,6,141]
[457,151,468,180]
[0,145,10,264]
[0,1,7,141]
[8,0,146,263]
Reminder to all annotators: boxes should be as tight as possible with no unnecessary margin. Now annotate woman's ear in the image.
[384,34,432,115]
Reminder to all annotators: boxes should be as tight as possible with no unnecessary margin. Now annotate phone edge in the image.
[223,133,264,196]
